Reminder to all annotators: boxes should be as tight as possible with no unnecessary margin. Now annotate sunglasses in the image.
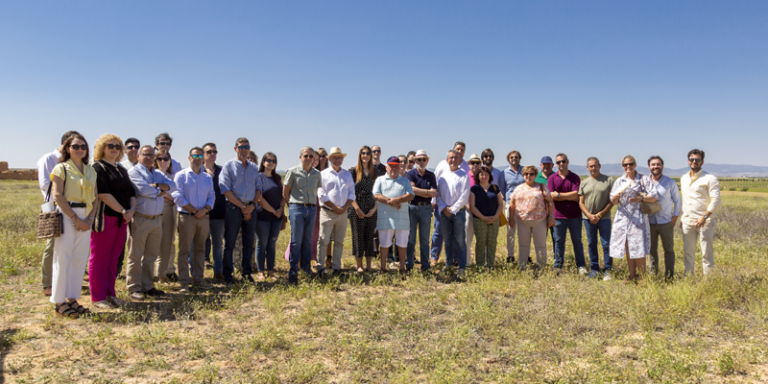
[372,150,381,153]
[205,150,218,154]
[361,151,371,155]
[156,157,170,162]
[622,162,635,167]
[483,155,494,158]
[688,158,702,163]
[318,155,327,159]
[157,141,172,146]
[190,154,204,159]
[70,144,88,151]
[508,156,520,160]
[237,145,251,150]
[126,145,140,150]
[416,158,427,162]
[523,173,536,176]
[107,144,122,150]
[302,154,314,159]
[264,158,276,164]
[469,161,481,165]
[408,160,414,164]
[556,160,567,164]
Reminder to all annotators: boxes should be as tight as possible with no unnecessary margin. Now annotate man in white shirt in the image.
[436,149,471,277]
[430,141,470,267]
[36,130,79,296]
[120,138,140,170]
[316,147,356,274]
[680,149,721,276]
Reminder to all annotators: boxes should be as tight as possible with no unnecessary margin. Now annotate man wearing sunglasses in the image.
[155,133,183,174]
[548,153,587,275]
[499,150,524,265]
[283,146,323,284]
[121,138,140,170]
[36,130,81,296]
[680,149,721,276]
[371,145,386,176]
[219,137,264,285]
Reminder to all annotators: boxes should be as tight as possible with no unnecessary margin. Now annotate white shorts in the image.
[378,229,410,248]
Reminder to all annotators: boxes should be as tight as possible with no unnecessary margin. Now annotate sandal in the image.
[55,303,80,319]
[107,296,125,307]
[68,301,91,316]
[93,300,115,309]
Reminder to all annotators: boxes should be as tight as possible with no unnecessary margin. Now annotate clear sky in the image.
[1,1,766,170]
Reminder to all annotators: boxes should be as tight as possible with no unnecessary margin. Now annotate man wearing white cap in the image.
[406,150,437,271]
[316,147,356,274]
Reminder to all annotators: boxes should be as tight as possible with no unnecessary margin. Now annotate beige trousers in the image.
[317,208,348,270]
[682,219,716,276]
[177,213,210,288]
[128,215,162,293]
[516,216,547,269]
[155,203,177,276]
[505,202,517,261]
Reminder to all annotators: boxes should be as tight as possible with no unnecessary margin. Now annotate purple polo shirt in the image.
[547,171,582,219]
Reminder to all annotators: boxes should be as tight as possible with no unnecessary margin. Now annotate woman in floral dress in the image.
[609,155,658,281]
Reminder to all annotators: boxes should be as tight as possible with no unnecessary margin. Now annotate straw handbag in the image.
[36,167,66,239]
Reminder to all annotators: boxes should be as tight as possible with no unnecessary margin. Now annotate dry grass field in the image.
[1,180,767,383]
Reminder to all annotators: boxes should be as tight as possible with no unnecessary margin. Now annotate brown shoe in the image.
[43,286,52,296]
[213,273,225,281]
[325,257,333,269]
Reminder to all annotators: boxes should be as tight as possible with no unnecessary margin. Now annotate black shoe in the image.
[288,276,299,285]
[165,272,179,282]
[144,287,166,296]
[507,256,516,264]
[224,279,235,286]
[244,274,255,283]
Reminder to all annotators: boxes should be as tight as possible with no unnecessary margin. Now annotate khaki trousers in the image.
[649,221,676,277]
[155,203,177,276]
[465,209,474,266]
[41,237,54,288]
[128,215,162,293]
[505,202,517,261]
[682,219,716,276]
[177,213,210,288]
[516,216,547,269]
[317,208,347,270]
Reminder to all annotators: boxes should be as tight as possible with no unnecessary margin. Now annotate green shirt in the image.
[284,165,322,204]
[535,172,550,184]
[578,174,614,219]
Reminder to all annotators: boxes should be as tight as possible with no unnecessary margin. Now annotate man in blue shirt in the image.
[499,150,525,264]
[219,137,263,285]
[373,156,414,273]
[647,156,682,278]
[173,147,216,293]
[128,145,176,301]
[406,150,437,271]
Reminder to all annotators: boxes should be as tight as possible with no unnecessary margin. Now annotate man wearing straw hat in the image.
[406,150,437,271]
[316,147,356,275]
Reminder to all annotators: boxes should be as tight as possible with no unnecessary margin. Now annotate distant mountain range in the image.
[497,164,768,177]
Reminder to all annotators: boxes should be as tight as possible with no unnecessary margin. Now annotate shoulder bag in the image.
[639,176,662,214]
[37,166,66,239]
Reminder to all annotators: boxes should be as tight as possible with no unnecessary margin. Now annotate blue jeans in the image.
[430,206,443,260]
[223,202,257,281]
[288,204,316,280]
[205,219,225,274]
[255,219,281,272]
[407,204,432,271]
[440,208,467,270]
[584,218,612,272]
[553,218,586,269]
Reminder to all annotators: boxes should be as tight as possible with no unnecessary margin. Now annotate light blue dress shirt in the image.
[500,166,525,202]
[219,158,263,203]
[129,164,176,216]
[648,175,682,225]
[172,167,216,213]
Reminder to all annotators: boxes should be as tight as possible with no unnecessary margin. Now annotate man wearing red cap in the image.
[372,156,414,273]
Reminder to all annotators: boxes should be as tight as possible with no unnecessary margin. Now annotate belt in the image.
[135,212,163,220]
[291,203,316,207]
[68,202,87,208]
[179,211,209,216]
[410,201,431,206]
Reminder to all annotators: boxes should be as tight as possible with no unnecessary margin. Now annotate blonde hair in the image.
[522,165,538,175]
[93,133,125,162]
[622,155,636,165]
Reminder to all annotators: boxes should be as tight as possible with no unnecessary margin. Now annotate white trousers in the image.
[682,219,716,276]
[50,207,90,304]
[379,229,410,248]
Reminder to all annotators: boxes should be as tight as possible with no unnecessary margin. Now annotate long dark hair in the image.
[258,152,282,185]
[59,133,90,165]
[354,146,376,183]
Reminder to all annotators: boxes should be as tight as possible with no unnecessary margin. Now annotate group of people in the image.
[36,132,721,318]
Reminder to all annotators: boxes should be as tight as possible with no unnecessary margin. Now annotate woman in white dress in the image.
[609,155,658,281]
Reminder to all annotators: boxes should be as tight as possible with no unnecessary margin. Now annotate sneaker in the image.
[587,270,599,279]
[578,267,588,276]
[193,282,213,290]
[179,287,190,294]
[144,287,165,296]
[603,271,612,281]
[205,261,213,269]
[130,291,145,301]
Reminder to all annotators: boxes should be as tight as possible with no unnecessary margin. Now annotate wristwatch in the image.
[121,209,127,214]
[89,216,94,221]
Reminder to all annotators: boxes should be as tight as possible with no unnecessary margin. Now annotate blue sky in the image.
[1,1,766,170]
